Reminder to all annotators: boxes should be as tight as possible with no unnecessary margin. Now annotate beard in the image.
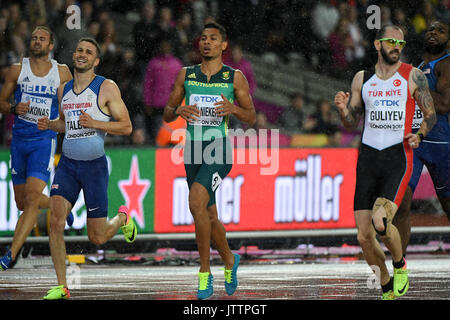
[30,46,50,58]
[381,46,400,65]
[425,41,448,55]
[201,54,213,61]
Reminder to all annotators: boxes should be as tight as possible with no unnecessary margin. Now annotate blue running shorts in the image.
[10,137,56,185]
[50,154,109,218]
[408,141,450,198]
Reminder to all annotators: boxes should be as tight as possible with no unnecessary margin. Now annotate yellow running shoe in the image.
[382,290,396,300]
[393,259,409,297]
[197,272,214,300]
[224,253,240,295]
[119,206,137,243]
[43,285,70,300]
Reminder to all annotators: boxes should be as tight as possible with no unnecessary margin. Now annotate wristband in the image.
[10,104,18,115]
[173,106,179,115]
[417,132,424,142]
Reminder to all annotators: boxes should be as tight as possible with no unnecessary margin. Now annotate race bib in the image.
[411,102,423,130]
[367,100,405,131]
[65,109,97,140]
[189,94,223,127]
[18,93,52,124]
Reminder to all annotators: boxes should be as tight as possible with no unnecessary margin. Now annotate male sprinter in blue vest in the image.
[37,37,135,299]
[393,20,450,255]
[0,26,73,270]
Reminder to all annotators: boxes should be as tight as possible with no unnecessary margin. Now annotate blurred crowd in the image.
[0,0,448,148]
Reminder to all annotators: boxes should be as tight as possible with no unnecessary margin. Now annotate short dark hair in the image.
[430,20,450,37]
[203,22,227,40]
[376,24,403,39]
[77,37,102,58]
[32,26,54,43]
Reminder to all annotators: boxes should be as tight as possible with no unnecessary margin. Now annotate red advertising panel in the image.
[154,148,358,233]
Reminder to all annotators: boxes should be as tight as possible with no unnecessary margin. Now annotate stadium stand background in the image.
[1,0,448,148]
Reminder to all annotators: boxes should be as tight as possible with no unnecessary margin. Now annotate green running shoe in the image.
[382,290,396,300]
[119,206,137,243]
[393,260,409,297]
[43,285,70,300]
[197,272,214,300]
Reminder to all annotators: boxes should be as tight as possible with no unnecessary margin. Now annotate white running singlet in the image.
[361,63,416,151]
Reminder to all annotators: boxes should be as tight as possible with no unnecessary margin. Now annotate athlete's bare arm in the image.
[80,79,132,136]
[38,83,68,132]
[214,70,256,126]
[410,68,437,137]
[58,64,73,84]
[45,65,72,132]
[335,70,364,130]
[0,64,30,115]
[431,57,450,115]
[163,68,200,123]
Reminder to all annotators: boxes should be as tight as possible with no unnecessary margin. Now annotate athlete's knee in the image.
[188,189,209,216]
[372,216,388,236]
[372,197,396,236]
[88,233,107,246]
[188,198,204,216]
[49,213,66,235]
[14,197,25,211]
[24,190,42,209]
[206,206,218,221]
[356,228,374,247]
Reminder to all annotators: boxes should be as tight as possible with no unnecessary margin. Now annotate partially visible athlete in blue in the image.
[0,26,73,270]
[394,20,450,255]
[37,37,135,300]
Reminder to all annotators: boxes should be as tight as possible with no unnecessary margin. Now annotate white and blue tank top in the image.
[13,57,60,140]
[61,75,111,161]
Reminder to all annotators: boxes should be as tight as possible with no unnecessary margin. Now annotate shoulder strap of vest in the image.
[184,65,197,81]
[363,67,375,84]
[62,79,73,96]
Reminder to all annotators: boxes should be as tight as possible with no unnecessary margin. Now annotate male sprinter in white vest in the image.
[37,37,134,300]
[0,26,73,270]
[334,25,436,300]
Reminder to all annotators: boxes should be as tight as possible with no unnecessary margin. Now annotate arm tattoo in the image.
[341,104,363,129]
[413,69,437,134]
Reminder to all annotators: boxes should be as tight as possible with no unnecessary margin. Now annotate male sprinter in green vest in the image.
[163,22,256,299]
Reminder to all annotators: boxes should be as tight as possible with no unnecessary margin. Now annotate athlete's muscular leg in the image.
[437,195,450,221]
[38,193,50,210]
[86,214,126,245]
[13,184,26,211]
[10,177,48,260]
[189,182,212,273]
[15,184,51,211]
[355,210,391,286]
[48,195,72,287]
[393,187,413,255]
[208,204,234,269]
[372,198,403,263]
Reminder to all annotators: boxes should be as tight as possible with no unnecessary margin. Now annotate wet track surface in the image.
[1,243,449,301]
